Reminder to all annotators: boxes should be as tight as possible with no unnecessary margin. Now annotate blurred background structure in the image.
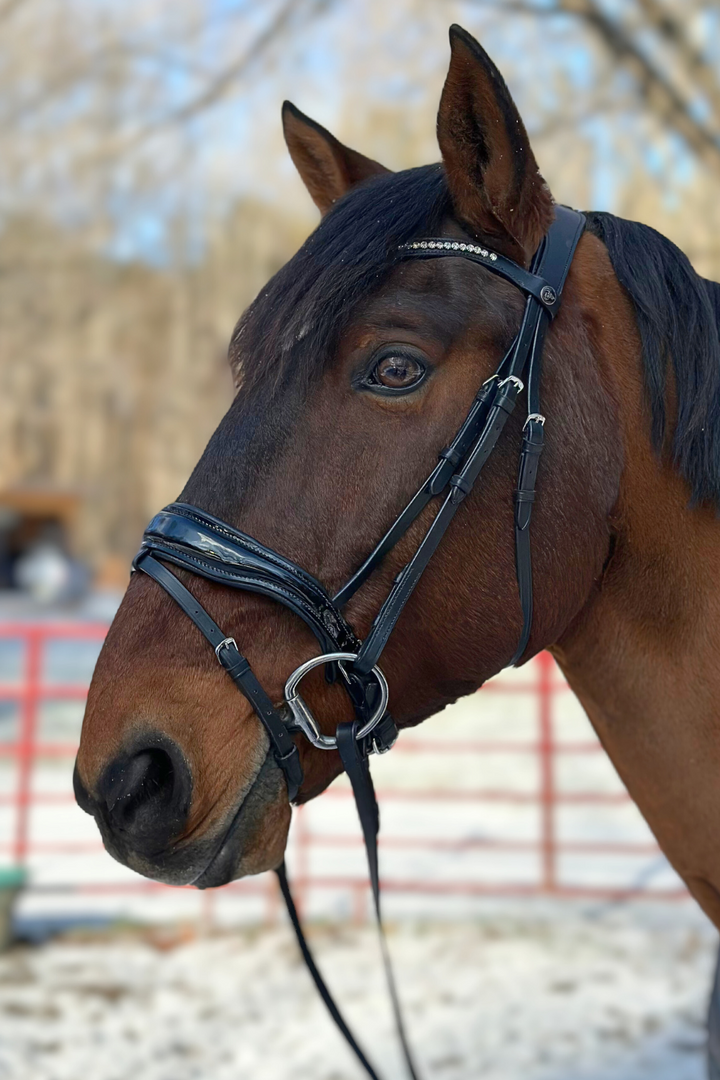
[0,3,719,1077]
[0,0,719,586]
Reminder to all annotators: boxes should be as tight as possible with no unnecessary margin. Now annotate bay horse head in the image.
[75,25,720,932]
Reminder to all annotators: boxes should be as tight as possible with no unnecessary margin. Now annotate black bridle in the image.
[133,205,585,1079]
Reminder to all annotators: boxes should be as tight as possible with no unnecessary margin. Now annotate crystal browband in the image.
[398,238,498,260]
[396,235,564,313]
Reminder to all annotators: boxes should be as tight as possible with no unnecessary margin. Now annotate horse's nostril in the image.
[97,741,192,856]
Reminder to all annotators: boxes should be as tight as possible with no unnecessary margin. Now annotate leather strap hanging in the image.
[275,861,386,1080]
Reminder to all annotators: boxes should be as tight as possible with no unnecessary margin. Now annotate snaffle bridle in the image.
[132,205,585,1079]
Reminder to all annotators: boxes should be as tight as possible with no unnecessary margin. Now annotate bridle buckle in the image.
[214,636,238,659]
[499,375,524,392]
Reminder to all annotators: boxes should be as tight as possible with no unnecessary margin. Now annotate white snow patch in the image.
[0,906,715,1080]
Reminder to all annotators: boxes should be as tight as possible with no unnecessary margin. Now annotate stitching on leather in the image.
[144,541,359,648]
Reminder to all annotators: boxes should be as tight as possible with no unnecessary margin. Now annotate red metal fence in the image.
[0,623,687,925]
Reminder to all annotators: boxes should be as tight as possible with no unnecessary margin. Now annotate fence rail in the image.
[0,622,687,926]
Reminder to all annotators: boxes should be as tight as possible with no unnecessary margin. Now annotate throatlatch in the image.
[133,206,585,1080]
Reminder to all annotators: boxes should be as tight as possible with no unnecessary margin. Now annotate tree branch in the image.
[466,0,720,175]
[145,0,332,130]
[634,0,720,124]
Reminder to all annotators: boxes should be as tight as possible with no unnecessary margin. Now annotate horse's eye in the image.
[360,349,428,395]
[376,354,424,388]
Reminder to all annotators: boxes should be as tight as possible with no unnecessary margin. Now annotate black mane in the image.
[585,211,720,508]
[230,164,452,401]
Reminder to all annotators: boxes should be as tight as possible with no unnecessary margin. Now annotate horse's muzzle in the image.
[73,733,196,883]
[73,738,290,886]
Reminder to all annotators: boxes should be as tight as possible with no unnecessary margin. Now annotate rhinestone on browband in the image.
[398,239,498,261]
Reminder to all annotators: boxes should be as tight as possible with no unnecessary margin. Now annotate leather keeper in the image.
[449,473,472,504]
[514,423,545,530]
[495,385,520,414]
[475,380,497,403]
[273,745,303,802]
[438,445,462,466]
[362,713,398,756]
[428,450,459,495]
[217,649,251,680]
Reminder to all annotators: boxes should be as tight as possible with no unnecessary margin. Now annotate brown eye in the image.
[361,349,428,395]
[376,355,424,388]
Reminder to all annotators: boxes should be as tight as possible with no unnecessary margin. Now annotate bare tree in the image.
[3,0,720,575]
[469,0,720,175]
[0,0,332,248]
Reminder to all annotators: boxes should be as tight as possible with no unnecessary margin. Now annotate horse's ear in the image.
[437,25,554,263]
[282,101,390,215]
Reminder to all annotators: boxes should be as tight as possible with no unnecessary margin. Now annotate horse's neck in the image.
[551,274,720,924]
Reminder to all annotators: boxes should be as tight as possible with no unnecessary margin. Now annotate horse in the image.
[74,23,720,1076]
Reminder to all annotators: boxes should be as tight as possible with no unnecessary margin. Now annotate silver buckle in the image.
[214,636,238,659]
[523,413,546,429]
[499,375,524,392]
[283,651,389,752]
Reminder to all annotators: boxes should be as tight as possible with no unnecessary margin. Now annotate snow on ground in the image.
[0,904,715,1080]
[0,620,717,1078]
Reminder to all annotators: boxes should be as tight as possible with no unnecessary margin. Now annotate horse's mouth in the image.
[191,750,290,888]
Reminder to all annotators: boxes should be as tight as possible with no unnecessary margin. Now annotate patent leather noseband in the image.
[139,502,359,655]
[133,205,586,1080]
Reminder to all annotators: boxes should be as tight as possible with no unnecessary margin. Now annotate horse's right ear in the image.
[282,101,390,215]
[437,26,554,263]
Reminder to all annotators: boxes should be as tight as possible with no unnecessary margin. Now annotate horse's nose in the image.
[87,739,192,856]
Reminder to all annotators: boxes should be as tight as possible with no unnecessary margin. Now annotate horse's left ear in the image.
[437,25,554,263]
[282,101,391,215]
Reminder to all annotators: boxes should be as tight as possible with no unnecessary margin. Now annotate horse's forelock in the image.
[229,164,452,399]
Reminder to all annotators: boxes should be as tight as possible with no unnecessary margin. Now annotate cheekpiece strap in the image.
[353,206,585,674]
